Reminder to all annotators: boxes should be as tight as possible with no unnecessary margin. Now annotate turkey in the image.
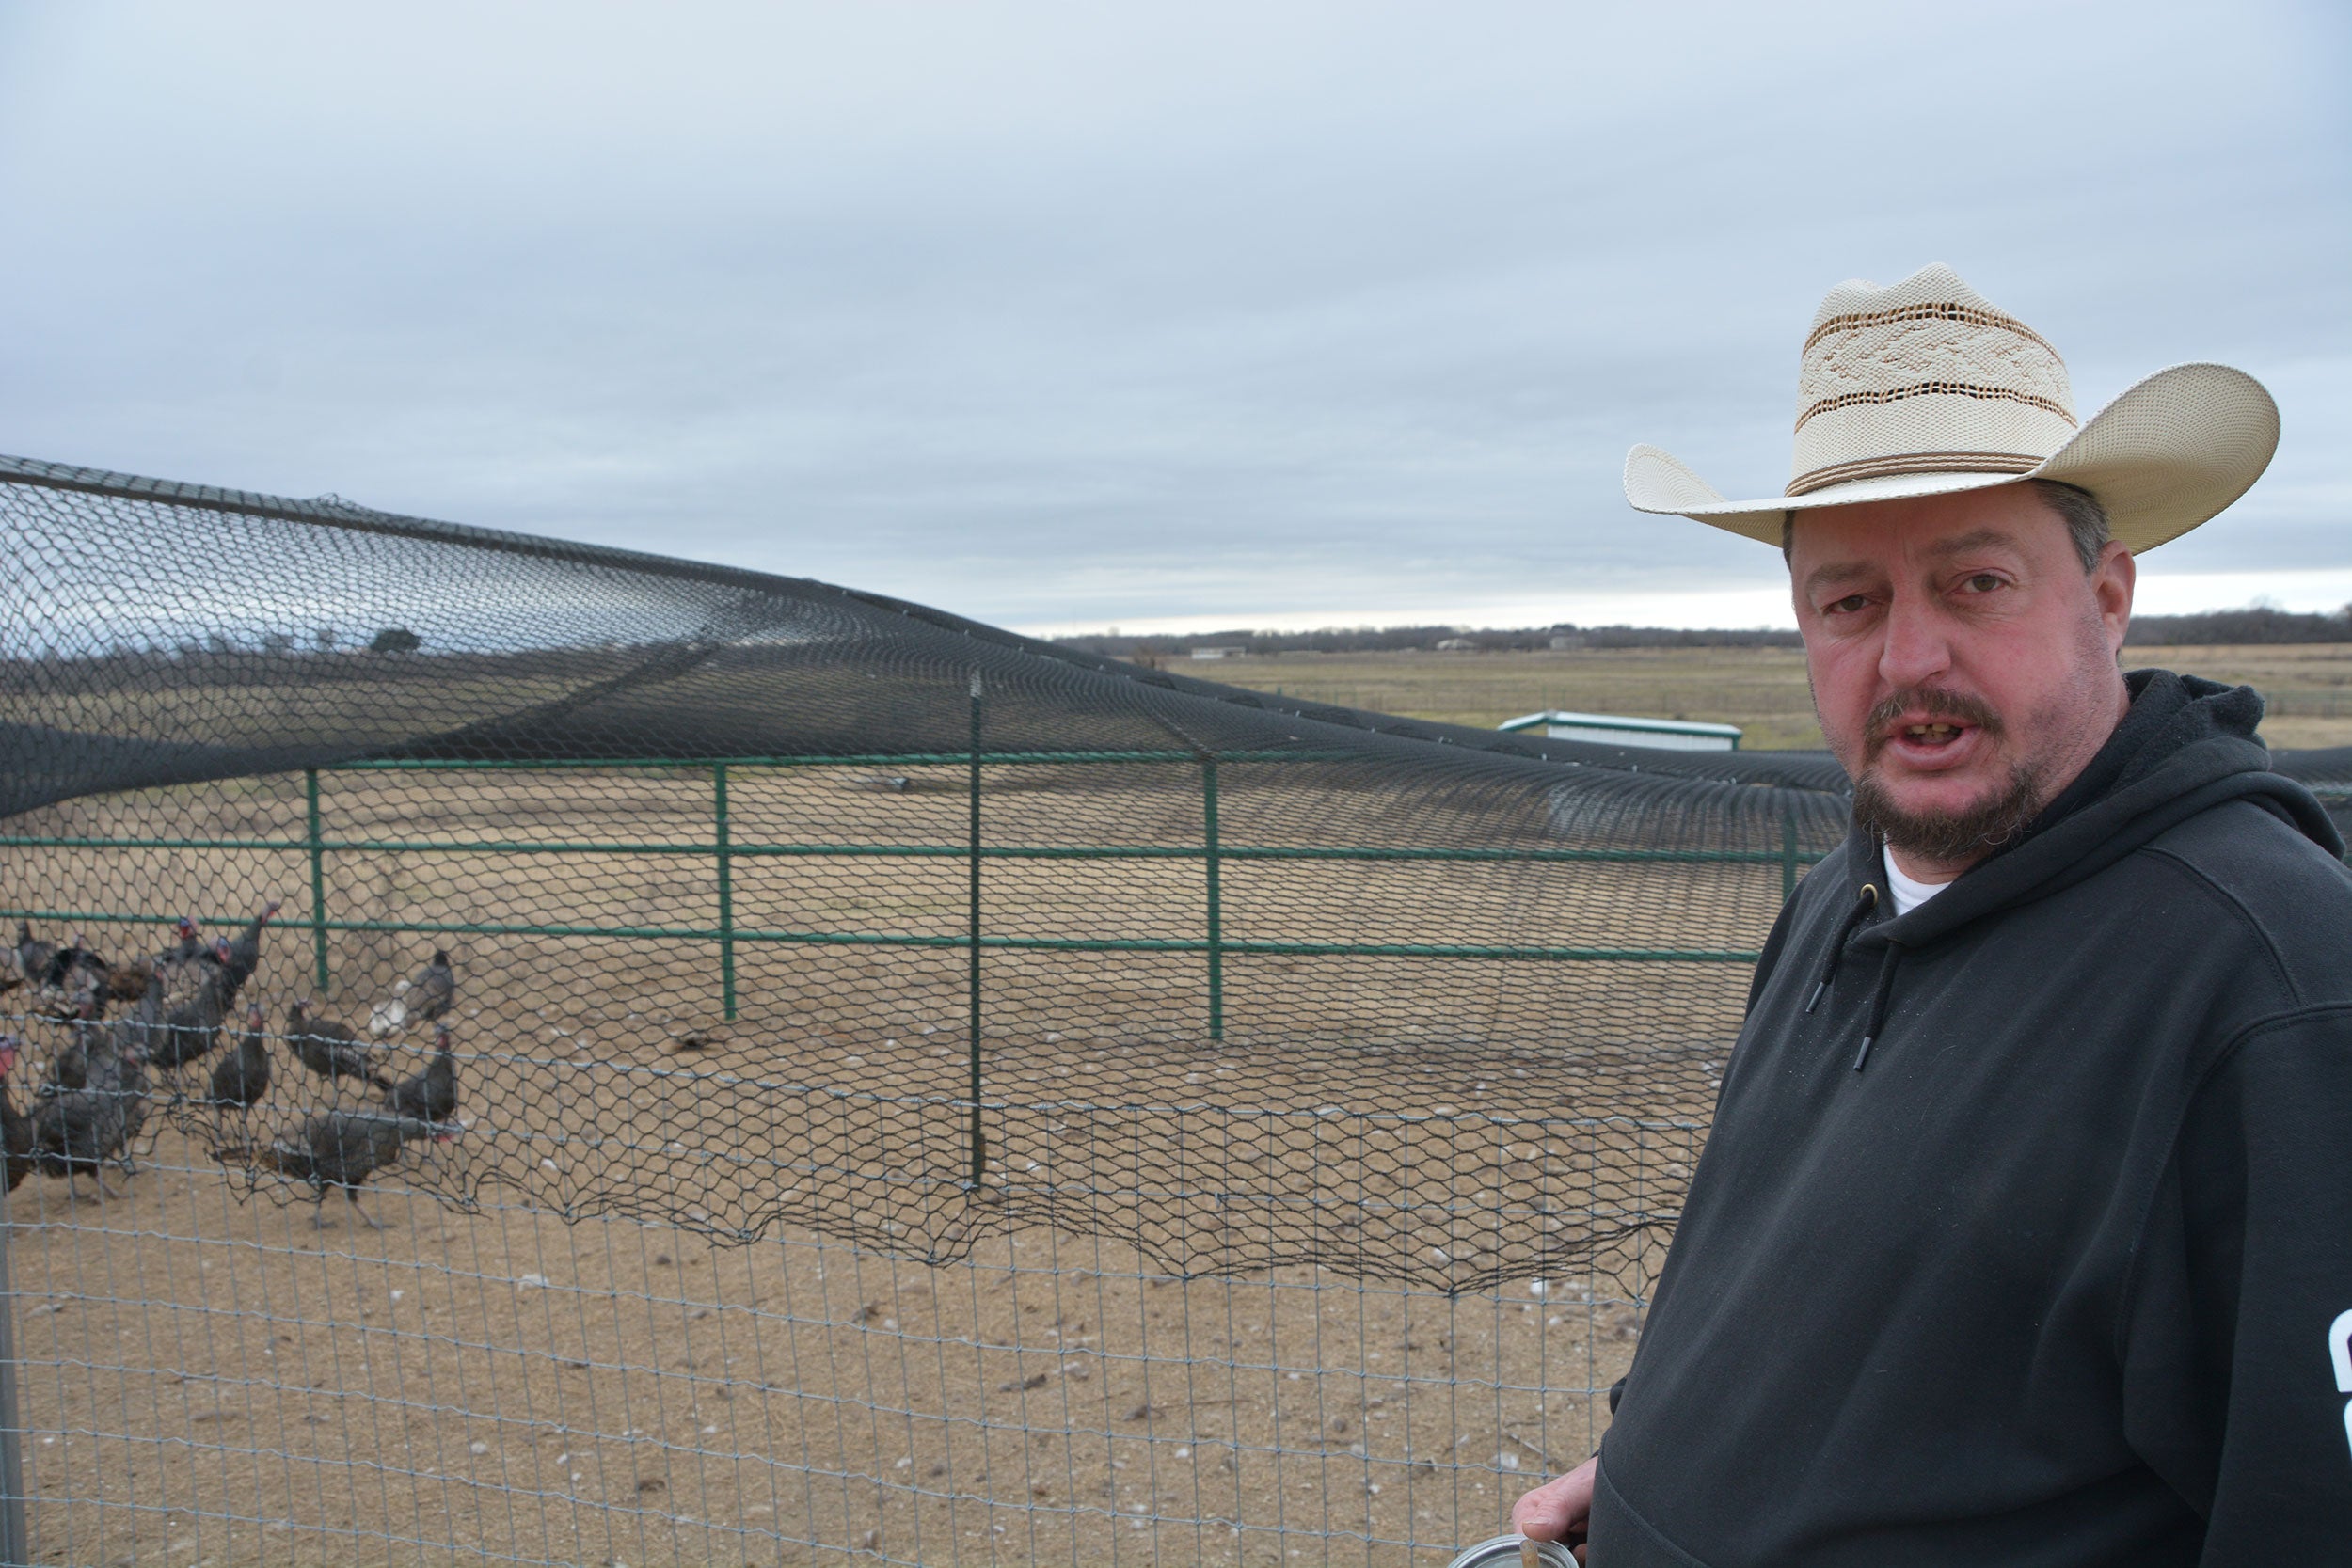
[209,1000,273,1137]
[0,1037,35,1192]
[99,962,168,1083]
[102,961,149,1004]
[367,983,409,1039]
[159,916,204,966]
[30,1018,150,1198]
[40,985,109,1101]
[409,951,456,1024]
[216,900,280,1006]
[255,1109,445,1229]
[102,987,155,1171]
[286,999,393,1094]
[369,949,456,1037]
[388,1022,459,1129]
[148,939,240,1087]
[13,924,55,990]
[12,925,116,1020]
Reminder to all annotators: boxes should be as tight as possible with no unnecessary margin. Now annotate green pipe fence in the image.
[714,761,736,1021]
[4,747,1829,1188]
[1,752,1831,990]
[1203,754,1224,1041]
[305,767,329,995]
[0,910,1782,965]
[966,673,986,1188]
[0,834,1822,866]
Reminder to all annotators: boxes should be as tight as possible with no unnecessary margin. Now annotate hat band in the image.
[1802,299,2061,360]
[1794,381,2076,435]
[1787,450,2042,499]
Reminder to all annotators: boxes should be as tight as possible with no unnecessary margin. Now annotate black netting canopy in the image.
[5,455,2344,1291]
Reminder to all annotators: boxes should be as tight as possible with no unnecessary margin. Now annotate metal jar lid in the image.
[1444,1535,1580,1568]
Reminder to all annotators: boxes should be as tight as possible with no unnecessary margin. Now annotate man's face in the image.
[1788,485,2136,872]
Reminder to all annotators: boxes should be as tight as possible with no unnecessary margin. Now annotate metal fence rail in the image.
[2,749,1825,1038]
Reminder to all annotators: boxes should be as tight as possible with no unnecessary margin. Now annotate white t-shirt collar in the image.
[1882,847,1954,916]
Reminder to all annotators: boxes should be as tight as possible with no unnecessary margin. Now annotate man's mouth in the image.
[1876,718,1986,775]
[1862,688,2004,766]
[1861,690,2009,775]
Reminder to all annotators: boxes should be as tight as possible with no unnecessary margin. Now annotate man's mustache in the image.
[1862,688,2005,752]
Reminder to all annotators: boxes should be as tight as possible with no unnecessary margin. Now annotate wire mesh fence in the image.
[0,728,1755,1565]
[6,455,2349,1564]
[5,1108,1687,1567]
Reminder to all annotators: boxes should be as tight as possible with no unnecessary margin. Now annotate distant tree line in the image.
[1571,626,1806,649]
[1057,606,2352,659]
[2122,606,2352,645]
[1056,625,1807,657]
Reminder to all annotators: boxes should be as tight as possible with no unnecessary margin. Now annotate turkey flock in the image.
[1,911,464,1231]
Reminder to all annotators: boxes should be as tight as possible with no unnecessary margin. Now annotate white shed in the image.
[1497,710,1743,752]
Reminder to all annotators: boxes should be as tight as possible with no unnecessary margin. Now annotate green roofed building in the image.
[1497,710,1743,752]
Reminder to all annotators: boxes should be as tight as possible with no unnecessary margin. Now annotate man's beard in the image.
[1849,687,2048,865]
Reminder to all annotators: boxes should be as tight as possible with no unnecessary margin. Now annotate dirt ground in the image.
[0,759,1721,1565]
[7,1118,1650,1568]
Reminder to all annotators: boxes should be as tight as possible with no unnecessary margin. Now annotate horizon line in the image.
[1026,600,2349,643]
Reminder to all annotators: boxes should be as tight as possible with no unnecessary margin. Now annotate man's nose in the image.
[1877,589,1952,689]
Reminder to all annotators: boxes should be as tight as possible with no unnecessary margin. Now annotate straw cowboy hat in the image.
[1623,263,2279,551]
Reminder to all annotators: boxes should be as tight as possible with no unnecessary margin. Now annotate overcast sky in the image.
[2,2,2345,634]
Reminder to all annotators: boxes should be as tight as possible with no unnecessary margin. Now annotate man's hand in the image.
[1511,1455,1597,1559]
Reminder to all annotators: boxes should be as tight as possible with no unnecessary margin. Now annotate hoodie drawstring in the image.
[1851,942,1903,1071]
[1804,883,1880,1014]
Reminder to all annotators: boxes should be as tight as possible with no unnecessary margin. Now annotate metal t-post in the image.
[1202,755,1224,1041]
[715,763,737,1022]
[966,673,986,1189]
[306,768,330,996]
[0,1180,26,1566]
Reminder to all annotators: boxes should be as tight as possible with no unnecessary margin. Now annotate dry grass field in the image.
[1210,642,2352,752]
[0,754,1741,1565]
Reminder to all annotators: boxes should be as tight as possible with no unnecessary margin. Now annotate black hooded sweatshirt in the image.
[1590,672,2352,1566]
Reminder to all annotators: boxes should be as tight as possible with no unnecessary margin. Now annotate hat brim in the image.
[1624,362,2280,552]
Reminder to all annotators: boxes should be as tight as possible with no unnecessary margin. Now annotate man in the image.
[1513,265,2352,1564]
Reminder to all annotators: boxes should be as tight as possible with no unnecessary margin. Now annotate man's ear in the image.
[2093,540,2135,657]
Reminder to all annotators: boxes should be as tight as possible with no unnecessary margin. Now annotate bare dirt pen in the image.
[1,756,1739,1564]
[9,1132,1649,1568]
[1213,642,2352,751]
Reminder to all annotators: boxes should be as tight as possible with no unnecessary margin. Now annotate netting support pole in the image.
[1780,811,1798,905]
[305,768,330,997]
[0,1178,26,1567]
[965,672,986,1189]
[715,763,737,1022]
[1202,755,1224,1040]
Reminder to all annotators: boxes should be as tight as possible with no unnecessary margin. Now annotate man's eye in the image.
[1964,573,2003,594]
[1827,594,1870,615]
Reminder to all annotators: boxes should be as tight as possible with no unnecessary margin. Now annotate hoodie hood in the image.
[1846,670,2342,953]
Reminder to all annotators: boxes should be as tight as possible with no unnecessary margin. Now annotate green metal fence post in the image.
[305,768,330,996]
[715,763,737,1022]
[966,673,986,1189]
[0,1178,27,1568]
[1202,755,1224,1041]
[1780,811,1798,905]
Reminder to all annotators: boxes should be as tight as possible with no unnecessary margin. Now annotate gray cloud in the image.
[2,0,2344,629]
